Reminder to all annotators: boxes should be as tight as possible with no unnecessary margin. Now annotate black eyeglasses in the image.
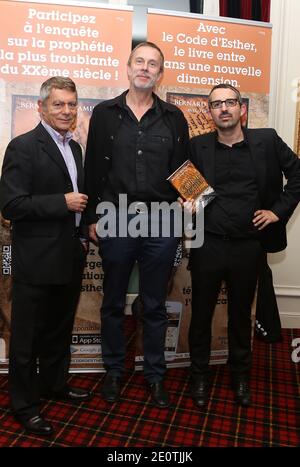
[209,98,240,109]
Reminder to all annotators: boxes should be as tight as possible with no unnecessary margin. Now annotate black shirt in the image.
[102,93,176,205]
[205,135,261,238]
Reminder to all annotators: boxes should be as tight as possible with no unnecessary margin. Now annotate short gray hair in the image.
[39,77,77,103]
[127,41,164,72]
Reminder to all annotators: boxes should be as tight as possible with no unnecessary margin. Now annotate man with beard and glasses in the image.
[186,83,300,408]
[84,42,189,408]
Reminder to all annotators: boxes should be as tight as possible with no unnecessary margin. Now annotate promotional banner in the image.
[0,0,132,160]
[0,0,133,372]
[0,0,131,86]
[0,5,272,373]
[147,9,271,93]
[135,9,272,368]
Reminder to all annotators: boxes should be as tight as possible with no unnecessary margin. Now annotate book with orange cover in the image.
[167,159,216,208]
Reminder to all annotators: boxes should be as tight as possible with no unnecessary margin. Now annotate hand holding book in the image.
[167,160,216,209]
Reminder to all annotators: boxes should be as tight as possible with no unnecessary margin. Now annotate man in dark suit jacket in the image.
[0,77,91,436]
[187,83,300,408]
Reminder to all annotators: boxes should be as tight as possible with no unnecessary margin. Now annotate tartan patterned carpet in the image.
[0,326,299,448]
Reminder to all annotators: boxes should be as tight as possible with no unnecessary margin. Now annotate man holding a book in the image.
[187,83,300,408]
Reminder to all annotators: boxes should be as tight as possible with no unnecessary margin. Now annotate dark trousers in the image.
[9,239,85,420]
[99,234,179,383]
[189,234,262,379]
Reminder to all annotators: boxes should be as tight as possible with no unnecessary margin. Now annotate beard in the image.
[128,69,160,90]
[134,76,157,90]
[215,112,241,130]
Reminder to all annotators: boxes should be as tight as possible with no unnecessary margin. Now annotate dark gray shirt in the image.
[205,137,261,238]
[102,93,176,205]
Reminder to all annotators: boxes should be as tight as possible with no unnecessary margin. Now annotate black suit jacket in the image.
[0,123,84,284]
[190,128,300,252]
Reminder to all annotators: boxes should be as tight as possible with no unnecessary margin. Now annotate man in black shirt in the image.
[188,83,300,407]
[84,42,189,407]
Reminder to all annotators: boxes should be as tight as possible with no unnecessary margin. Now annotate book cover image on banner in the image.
[166,92,249,138]
[0,0,133,373]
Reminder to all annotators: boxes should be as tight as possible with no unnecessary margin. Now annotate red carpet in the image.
[0,327,299,448]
